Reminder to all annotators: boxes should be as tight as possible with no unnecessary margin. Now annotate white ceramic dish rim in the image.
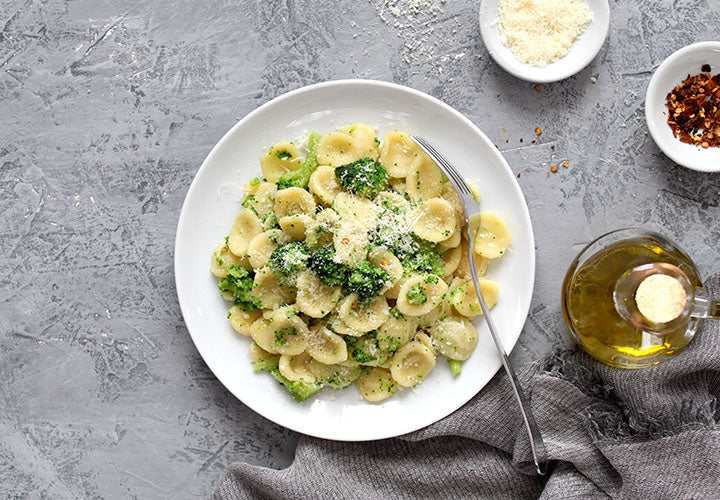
[478,0,610,83]
[174,79,536,441]
[645,41,720,173]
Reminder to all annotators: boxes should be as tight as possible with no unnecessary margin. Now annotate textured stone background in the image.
[1,0,719,497]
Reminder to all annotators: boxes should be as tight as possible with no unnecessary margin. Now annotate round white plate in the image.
[479,0,610,83]
[175,80,536,441]
[645,41,720,173]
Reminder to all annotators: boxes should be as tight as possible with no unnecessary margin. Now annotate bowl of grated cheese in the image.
[479,0,610,83]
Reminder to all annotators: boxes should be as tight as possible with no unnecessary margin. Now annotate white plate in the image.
[174,80,536,441]
[645,41,720,173]
[479,0,610,83]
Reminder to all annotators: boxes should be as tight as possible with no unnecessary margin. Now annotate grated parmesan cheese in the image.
[498,0,593,67]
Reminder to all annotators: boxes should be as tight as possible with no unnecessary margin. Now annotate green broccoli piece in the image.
[406,284,428,305]
[218,265,261,311]
[345,332,380,364]
[308,246,349,286]
[268,242,310,282]
[241,194,258,215]
[334,157,388,199]
[252,356,280,372]
[270,369,323,402]
[372,227,444,275]
[249,177,262,186]
[446,357,463,377]
[276,132,321,190]
[346,261,389,305]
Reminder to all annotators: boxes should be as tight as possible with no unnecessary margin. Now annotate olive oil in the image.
[562,231,702,368]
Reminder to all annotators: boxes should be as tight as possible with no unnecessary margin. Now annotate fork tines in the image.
[410,135,471,196]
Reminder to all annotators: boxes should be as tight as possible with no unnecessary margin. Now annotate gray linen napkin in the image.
[213,274,720,500]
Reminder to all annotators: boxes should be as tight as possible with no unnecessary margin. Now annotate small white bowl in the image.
[645,41,720,173]
[478,0,610,83]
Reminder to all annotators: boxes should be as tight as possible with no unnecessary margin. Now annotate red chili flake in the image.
[517,173,521,178]
[534,85,541,92]
[701,63,711,73]
[665,72,720,148]
[341,237,350,244]
[551,145,555,151]
[535,127,542,135]
[550,165,558,173]
[520,138,523,143]
[505,139,509,143]
[562,161,569,168]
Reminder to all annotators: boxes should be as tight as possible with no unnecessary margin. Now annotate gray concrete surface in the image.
[1,0,719,497]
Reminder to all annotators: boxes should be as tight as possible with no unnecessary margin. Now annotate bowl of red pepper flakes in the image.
[646,41,720,172]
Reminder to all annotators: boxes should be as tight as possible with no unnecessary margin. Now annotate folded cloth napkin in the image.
[213,274,720,500]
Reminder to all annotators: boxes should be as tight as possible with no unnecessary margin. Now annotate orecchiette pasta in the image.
[309,165,343,205]
[211,123,513,403]
[356,367,397,402]
[390,340,436,387]
[474,211,512,259]
[295,271,342,318]
[429,317,479,360]
[339,123,380,160]
[410,197,457,243]
[211,242,246,278]
[228,208,264,257]
[279,214,311,241]
[279,352,316,383]
[406,154,443,203]
[338,294,390,332]
[317,132,366,167]
[247,229,285,269]
[379,130,423,178]
[274,187,316,219]
[260,142,302,182]
[306,325,348,364]
[396,273,449,317]
[228,305,262,336]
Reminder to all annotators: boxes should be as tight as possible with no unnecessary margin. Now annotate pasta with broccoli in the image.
[211,123,512,403]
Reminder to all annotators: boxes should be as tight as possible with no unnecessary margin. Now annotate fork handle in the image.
[466,225,549,475]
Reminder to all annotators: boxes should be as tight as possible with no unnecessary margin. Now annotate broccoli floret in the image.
[372,227,444,275]
[218,265,261,311]
[406,284,427,305]
[268,242,310,282]
[308,246,349,286]
[241,194,258,215]
[276,132,321,190]
[334,157,388,199]
[270,369,323,402]
[252,356,280,372]
[249,177,262,186]
[344,332,380,364]
[346,261,389,305]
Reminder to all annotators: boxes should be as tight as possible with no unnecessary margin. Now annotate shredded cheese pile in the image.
[498,0,593,67]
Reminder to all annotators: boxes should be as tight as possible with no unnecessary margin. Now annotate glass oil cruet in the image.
[562,228,720,368]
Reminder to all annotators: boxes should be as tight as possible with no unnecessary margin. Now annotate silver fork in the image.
[411,135,548,476]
